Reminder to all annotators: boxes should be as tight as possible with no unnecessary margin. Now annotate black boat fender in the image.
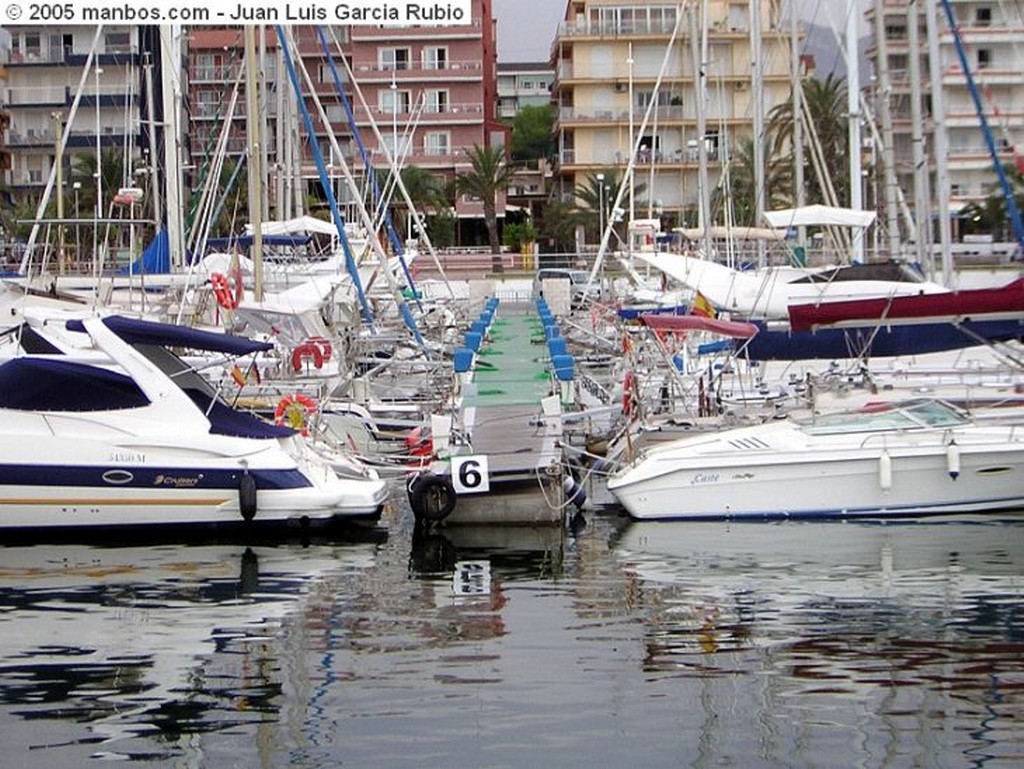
[407,472,457,523]
[239,471,258,521]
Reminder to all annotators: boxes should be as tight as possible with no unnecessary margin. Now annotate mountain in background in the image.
[802,21,873,83]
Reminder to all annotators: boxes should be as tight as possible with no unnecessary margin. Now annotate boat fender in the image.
[622,370,636,417]
[563,473,587,511]
[239,472,257,521]
[879,450,892,491]
[946,440,960,480]
[407,472,456,523]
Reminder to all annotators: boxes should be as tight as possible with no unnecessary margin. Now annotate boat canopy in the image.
[0,357,150,411]
[763,205,877,229]
[64,315,274,356]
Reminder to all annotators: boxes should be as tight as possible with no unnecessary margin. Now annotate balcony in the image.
[351,59,483,82]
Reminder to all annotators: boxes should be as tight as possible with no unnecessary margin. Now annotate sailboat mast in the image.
[689,2,710,259]
[907,0,931,272]
[846,0,864,263]
[159,25,185,272]
[750,0,765,267]
[244,25,264,301]
[925,0,954,285]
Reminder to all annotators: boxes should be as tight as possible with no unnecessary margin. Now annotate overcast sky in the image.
[494,0,565,62]
[491,0,871,64]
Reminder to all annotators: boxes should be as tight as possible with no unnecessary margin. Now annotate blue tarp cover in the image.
[65,315,274,356]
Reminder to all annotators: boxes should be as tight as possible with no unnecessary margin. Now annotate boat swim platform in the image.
[443,309,568,526]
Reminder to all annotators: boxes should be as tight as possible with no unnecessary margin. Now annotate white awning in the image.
[763,204,877,229]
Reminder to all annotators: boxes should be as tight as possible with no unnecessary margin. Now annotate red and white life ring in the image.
[306,336,333,362]
[291,341,325,372]
[274,393,318,436]
[210,271,243,310]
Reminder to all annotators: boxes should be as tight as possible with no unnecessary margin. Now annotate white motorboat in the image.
[606,398,1024,520]
[0,313,389,532]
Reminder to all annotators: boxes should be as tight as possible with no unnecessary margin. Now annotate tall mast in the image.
[846,0,864,263]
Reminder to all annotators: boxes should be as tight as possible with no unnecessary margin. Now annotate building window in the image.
[977,48,991,69]
[423,46,447,70]
[23,33,41,59]
[424,131,450,156]
[425,89,449,113]
[975,7,992,27]
[379,47,410,71]
[104,31,131,54]
[379,88,411,115]
[195,90,220,118]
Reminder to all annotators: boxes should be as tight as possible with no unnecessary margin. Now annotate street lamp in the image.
[596,172,605,245]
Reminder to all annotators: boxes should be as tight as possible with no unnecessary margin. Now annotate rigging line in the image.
[274,24,375,329]
[329,27,454,297]
[314,25,415,305]
[285,27,429,352]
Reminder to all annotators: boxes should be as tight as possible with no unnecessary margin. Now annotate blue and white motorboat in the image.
[0,313,389,532]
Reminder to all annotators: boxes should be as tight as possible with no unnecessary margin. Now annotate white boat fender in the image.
[239,471,258,520]
[946,440,960,480]
[407,472,457,524]
[878,450,892,492]
[563,473,587,511]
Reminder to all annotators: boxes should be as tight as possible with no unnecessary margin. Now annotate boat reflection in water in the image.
[613,517,1024,758]
[0,536,380,763]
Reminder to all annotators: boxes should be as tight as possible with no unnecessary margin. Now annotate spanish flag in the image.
[691,291,716,318]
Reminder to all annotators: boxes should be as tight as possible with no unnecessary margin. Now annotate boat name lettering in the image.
[153,474,201,488]
[110,451,146,463]
[690,473,719,486]
[732,472,755,480]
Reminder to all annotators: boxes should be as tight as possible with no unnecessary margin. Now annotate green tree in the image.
[959,164,1024,242]
[510,105,555,163]
[710,137,794,226]
[767,72,849,207]
[574,169,645,243]
[537,197,581,253]
[502,220,538,251]
[455,144,515,270]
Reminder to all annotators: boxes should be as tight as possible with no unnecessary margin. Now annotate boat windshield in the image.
[800,399,969,436]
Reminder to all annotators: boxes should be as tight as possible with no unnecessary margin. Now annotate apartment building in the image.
[552,0,799,229]
[346,0,503,242]
[866,0,1024,221]
[0,26,147,209]
[498,61,554,119]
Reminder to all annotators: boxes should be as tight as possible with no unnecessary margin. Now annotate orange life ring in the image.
[274,393,317,436]
[291,342,325,372]
[622,370,636,417]
[210,271,242,310]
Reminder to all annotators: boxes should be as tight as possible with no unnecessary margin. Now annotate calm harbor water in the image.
[1,494,1022,768]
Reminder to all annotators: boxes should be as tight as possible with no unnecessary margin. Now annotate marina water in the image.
[1,493,1022,768]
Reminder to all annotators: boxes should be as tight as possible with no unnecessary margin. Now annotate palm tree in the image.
[574,170,646,243]
[537,197,581,254]
[767,72,849,207]
[455,144,514,271]
[710,137,794,227]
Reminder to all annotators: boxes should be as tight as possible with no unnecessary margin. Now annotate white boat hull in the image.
[607,419,1024,520]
